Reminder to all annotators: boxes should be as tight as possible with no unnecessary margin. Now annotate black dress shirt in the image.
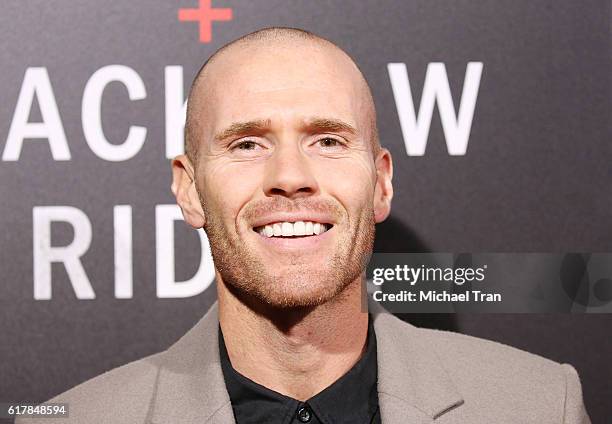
[219,315,381,424]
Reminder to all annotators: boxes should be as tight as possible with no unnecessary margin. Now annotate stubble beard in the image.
[202,198,376,309]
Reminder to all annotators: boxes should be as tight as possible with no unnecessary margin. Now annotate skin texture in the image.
[172,29,393,400]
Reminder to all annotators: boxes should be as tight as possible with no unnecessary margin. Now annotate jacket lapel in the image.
[149,302,235,424]
[149,300,464,424]
[371,302,465,423]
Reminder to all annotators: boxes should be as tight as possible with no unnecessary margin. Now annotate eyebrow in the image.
[302,118,357,136]
[213,117,357,144]
[213,119,272,144]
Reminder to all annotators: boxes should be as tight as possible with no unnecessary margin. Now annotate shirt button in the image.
[296,405,312,423]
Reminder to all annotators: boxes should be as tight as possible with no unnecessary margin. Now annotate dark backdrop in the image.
[1,1,610,422]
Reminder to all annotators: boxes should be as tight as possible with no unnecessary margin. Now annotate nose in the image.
[262,142,319,199]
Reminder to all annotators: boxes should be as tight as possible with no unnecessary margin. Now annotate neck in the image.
[217,276,369,401]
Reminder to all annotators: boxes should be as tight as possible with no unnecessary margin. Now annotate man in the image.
[18,27,590,424]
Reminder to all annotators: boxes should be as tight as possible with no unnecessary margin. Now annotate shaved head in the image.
[184,26,380,165]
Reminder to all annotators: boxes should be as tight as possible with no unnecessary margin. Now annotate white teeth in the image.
[273,223,282,236]
[293,221,305,236]
[281,222,294,236]
[305,221,313,235]
[257,221,331,238]
[264,225,274,237]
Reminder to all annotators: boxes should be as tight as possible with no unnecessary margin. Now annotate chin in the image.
[237,269,353,310]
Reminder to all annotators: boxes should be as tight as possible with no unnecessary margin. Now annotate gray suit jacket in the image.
[18,302,591,423]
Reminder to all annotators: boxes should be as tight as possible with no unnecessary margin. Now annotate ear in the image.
[373,148,393,223]
[171,154,206,228]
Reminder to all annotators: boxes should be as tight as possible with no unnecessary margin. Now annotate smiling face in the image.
[173,34,393,308]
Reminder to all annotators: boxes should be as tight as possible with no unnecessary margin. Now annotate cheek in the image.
[201,162,261,223]
[316,156,375,211]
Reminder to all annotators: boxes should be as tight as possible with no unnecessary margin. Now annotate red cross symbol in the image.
[178,0,233,43]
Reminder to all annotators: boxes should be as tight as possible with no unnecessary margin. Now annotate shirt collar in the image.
[219,314,379,424]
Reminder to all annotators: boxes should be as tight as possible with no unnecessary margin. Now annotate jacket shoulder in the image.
[418,325,563,374]
[16,352,165,424]
[414,324,588,422]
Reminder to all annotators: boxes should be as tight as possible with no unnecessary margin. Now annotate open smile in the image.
[253,220,333,238]
[251,220,335,250]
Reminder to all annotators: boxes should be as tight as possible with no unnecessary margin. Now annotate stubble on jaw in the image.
[198,191,376,310]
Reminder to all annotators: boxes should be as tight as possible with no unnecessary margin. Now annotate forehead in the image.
[199,42,368,133]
